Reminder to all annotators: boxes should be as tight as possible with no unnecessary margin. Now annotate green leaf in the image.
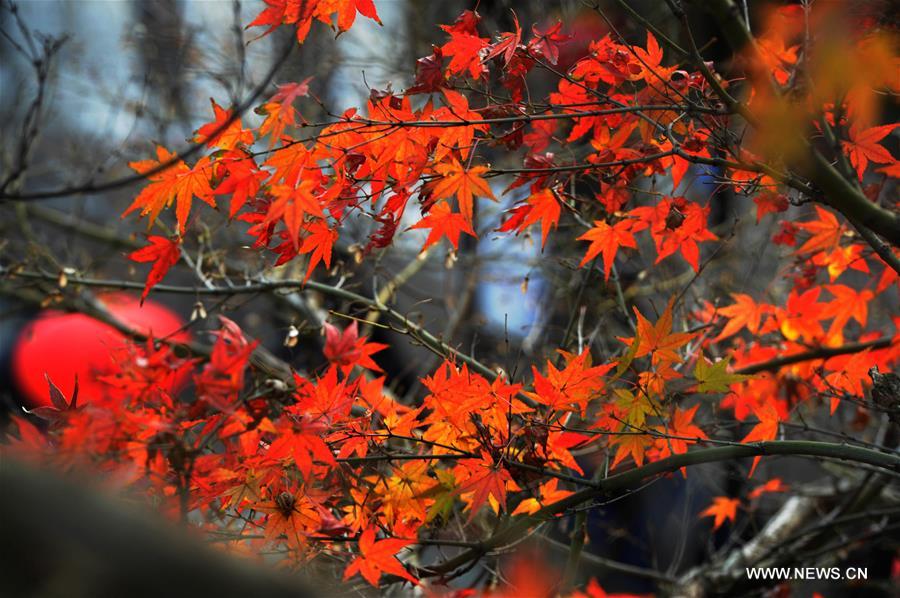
[694,355,750,393]
[611,329,641,383]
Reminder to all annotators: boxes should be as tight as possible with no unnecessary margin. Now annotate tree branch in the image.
[423,440,900,578]
[702,0,900,246]
[0,38,295,202]
[735,338,894,375]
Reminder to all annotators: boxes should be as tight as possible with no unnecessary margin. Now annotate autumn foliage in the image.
[2,0,900,596]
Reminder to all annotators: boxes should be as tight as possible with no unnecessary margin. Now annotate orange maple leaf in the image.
[194,98,253,150]
[654,404,708,460]
[511,478,573,515]
[409,201,476,251]
[842,123,899,180]
[578,218,638,279]
[123,146,216,234]
[529,351,614,413]
[821,284,873,340]
[741,402,779,477]
[257,100,298,146]
[700,496,739,529]
[756,35,799,85]
[715,293,772,341]
[265,181,326,249]
[257,79,313,147]
[247,0,314,43]
[343,527,417,588]
[748,477,789,500]
[431,158,495,223]
[824,349,873,413]
[128,235,182,304]
[633,31,674,84]
[813,243,870,282]
[627,297,696,366]
[795,206,844,255]
[876,162,900,179]
[328,0,381,36]
[432,89,489,162]
[252,488,321,550]
[609,433,652,469]
[776,288,825,342]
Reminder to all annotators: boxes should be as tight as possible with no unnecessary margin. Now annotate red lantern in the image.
[11,293,189,409]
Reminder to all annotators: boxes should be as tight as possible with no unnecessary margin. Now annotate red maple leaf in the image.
[631,197,717,272]
[248,0,380,45]
[441,19,490,79]
[128,235,182,303]
[496,188,561,249]
[456,454,515,520]
[407,45,444,94]
[298,220,338,282]
[25,374,81,421]
[323,321,386,376]
[528,21,569,65]
[578,218,639,279]
[213,151,268,217]
[714,293,772,341]
[753,191,789,223]
[522,119,556,153]
[484,12,521,67]
[271,77,313,105]
[195,317,258,412]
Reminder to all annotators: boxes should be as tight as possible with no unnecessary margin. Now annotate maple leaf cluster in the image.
[3,309,727,588]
